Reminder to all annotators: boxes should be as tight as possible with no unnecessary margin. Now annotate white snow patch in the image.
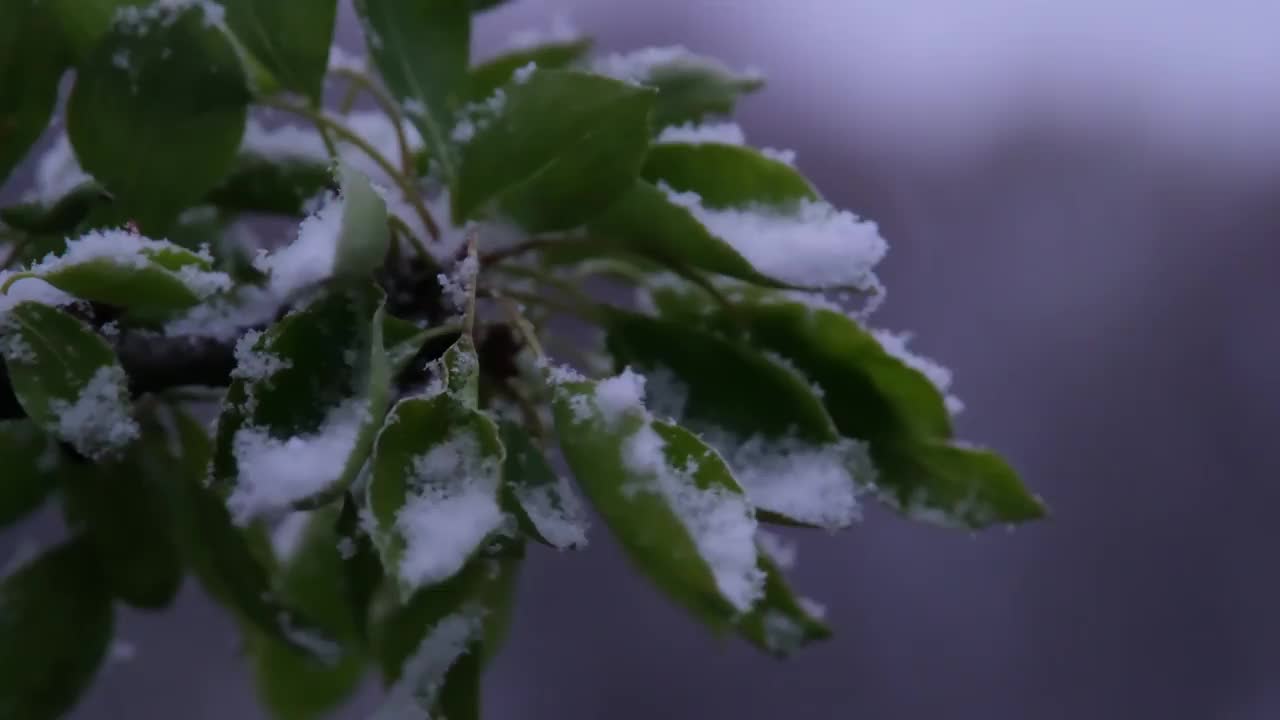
[592,367,647,427]
[25,229,229,300]
[437,253,478,313]
[22,135,92,206]
[270,512,311,562]
[0,276,77,315]
[48,365,140,459]
[756,529,797,570]
[657,121,746,146]
[253,195,345,298]
[513,476,588,550]
[593,45,762,87]
[395,431,506,591]
[872,329,965,415]
[227,401,369,524]
[163,284,282,342]
[513,61,538,84]
[376,609,484,717]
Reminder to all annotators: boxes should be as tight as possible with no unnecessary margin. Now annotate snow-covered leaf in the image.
[152,407,342,661]
[593,46,763,130]
[6,229,232,312]
[452,70,654,232]
[0,537,113,720]
[549,368,764,623]
[737,553,830,657]
[0,183,111,235]
[356,0,470,181]
[500,421,588,550]
[62,448,184,609]
[245,507,367,720]
[468,38,593,101]
[368,392,508,597]
[605,309,867,529]
[222,0,336,102]
[0,421,61,529]
[0,302,138,459]
[431,334,481,407]
[0,0,67,183]
[66,0,250,229]
[642,142,817,209]
[212,283,391,521]
[370,551,521,719]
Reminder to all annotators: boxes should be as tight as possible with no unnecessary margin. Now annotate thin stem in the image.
[387,214,431,265]
[481,235,591,266]
[333,68,415,175]
[481,287,602,324]
[498,297,545,358]
[258,96,441,242]
[463,228,479,339]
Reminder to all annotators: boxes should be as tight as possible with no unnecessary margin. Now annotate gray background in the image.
[4,1,1278,718]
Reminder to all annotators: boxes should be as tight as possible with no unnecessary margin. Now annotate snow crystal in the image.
[660,183,887,290]
[714,434,868,531]
[762,611,807,654]
[756,529,797,570]
[227,401,368,524]
[506,15,581,51]
[115,0,225,32]
[270,512,311,562]
[797,596,827,620]
[437,253,478,312]
[22,135,91,207]
[593,45,761,87]
[253,195,345,298]
[513,61,538,84]
[49,365,140,459]
[513,476,588,550]
[593,368,647,427]
[230,330,290,383]
[450,89,507,145]
[621,422,764,612]
[656,122,746,146]
[872,329,965,414]
[395,432,506,591]
[760,147,798,166]
[163,284,282,341]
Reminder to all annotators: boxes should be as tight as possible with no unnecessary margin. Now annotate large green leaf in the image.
[4,229,232,311]
[0,0,68,183]
[549,370,763,622]
[452,70,654,232]
[499,421,588,550]
[62,448,184,609]
[642,142,817,209]
[356,0,470,181]
[604,309,866,529]
[0,302,138,459]
[0,537,113,720]
[66,1,250,230]
[246,508,367,720]
[212,283,390,521]
[368,390,508,596]
[0,421,61,529]
[468,39,593,101]
[222,0,337,102]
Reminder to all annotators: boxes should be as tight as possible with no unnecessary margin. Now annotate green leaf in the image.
[604,308,867,529]
[246,508,366,720]
[590,181,773,285]
[0,537,113,720]
[453,70,654,232]
[149,407,342,660]
[208,152,333,216]
[0,0,69,183]
[0,302,138,459]
[549,372,763,623]
[0,421,61,529]
[66,1,250,230]
[736,552,830,657]
[333,162,391,280]
[468,39,593,101]
[370,550,521,719]
[629,53,764,130]
[221,0,336,102]
[382,314,433,378]
[642,142,817,209]
[0,183,113,235]
[43,0,137,61]
[367,390,508,596]
[499,421,588,550]
[6,230,231,312]
[437,334,481,406]
[213,283,391,520]
[356,0,470,181]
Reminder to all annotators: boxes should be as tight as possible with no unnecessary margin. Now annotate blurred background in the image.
[5,0,1278,717]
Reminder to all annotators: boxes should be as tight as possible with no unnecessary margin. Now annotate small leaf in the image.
[0,183,113,235]
[222,0,337,102]
[468,39,592,100]
[333,162,391,280]
[736,553,830,657]
[642,142,817,209]
[549,371,763,623]
[62,448,184,609]
[0,537,113,720]
[367,391,508,596]
[877,439,1046,528]
[453,70,654,231]
[67,1,250,229]
[0,421,61,529]
[0,302,138,459]
[213,283,390,521]
[0,0,68,183]
[356,0,470,181]
[9,229,231,312]
[499,421,588,550]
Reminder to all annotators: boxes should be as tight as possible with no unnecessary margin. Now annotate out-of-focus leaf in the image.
[499,421,588,550]
[333,162,390,280]
[642,142,817,209]
[0,537,113,720]
[207,153,333,216]
[0,302,137,459]
[0,0,68,183]
[67,1,250,229]
[0,421,61,529]
[468,39,592,100]
[222,0,337,102]
[453,70,654,232]
[0,183,112,235]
